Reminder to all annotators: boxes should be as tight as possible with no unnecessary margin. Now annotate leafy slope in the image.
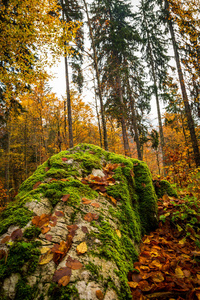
[128,193,200,299]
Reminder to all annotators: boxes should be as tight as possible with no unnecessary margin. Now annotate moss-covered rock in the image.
[0,144,158,300]
[154,179,178,199]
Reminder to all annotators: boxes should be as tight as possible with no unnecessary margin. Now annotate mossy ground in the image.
[154,179,178,199]
[0,143,158,300]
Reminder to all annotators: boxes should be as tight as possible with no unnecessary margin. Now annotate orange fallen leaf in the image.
[91,203,100,208]
[41,227,50,234]
[84,213,94,222]
[61,194,70,202]
[151,272,165,283]
[58,275,70,287]
[128,282,138,288]
[96,290,104,300]
[175,266,184,279]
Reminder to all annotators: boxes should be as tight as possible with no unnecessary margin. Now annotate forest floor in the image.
[128,191,200,300]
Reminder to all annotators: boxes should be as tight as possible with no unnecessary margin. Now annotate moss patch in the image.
[48,283,79,300]
[154,179,178,199]
[0,241,41,281]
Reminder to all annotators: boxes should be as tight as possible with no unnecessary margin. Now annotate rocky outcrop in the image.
[0,144,158,300]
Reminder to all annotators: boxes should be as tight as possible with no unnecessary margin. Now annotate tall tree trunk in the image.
[61,0,73,148]
[94,78,103,148]
[117,76,131,156]
[64,54,73,148]
[147,39,166,170]
[128,80,142,160]
[165,0,200,167]
[83,0,108,151]
[5,115,10,202]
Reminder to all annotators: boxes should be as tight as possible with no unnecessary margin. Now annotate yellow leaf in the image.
[163,194,169,201]
[128,282,138,288]
[175,266,184,279]
[76,242,87,255]
[40,247,51,254]
[151,272,164,283]
[177,224,183,232]
[143,237,151,244]
[179,238,186,245]
[197,274,200,280]
[39,250,53,265]
[116,230,121,238]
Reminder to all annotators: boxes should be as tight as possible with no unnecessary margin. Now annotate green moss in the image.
[15,279,34,300]
[23,226,41,240]
[0,202,33,235]
[0,241,41,281]
[19,161,49,193]
[90,221,137,300]
[48,283,79,300]
[85,261,101,277]
[132,159,158,234]
[45,168,69,179]
[154,180,178,199]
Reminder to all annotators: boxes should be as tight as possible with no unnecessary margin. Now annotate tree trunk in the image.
[117,76,131,157]
[64,54,74,148]
[147,38,166,171]
[128,80,142,160]
[94,79,103,148]
[61,0,73,149]
[165,0,200,167]
[83,0,108,151]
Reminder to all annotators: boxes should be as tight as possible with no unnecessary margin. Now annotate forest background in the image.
[0,0,199,203]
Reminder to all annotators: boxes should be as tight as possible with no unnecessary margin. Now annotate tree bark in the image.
[165,0,200,167]
[117,76,131,156]
[128,80,142,160]
[83,0,108,151]
[61,0,73,148]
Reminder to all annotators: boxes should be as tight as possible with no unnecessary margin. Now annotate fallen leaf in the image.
[128,282,138,288]
[53,267,72,282]
[91,203,100,208]
[39,250,54,265]
[40,247,51,254]
[96,290,104,300]
[82,197,92,205]
[84,213,94,222]
[11,228,23,241]
[76,242,87,255]
[116,229,121,238]
[163,194,169,201]
[41,227,50,234]
[175,266,184,279]
[61,194,70,202]
[62,157,68,162]
[93,214,99,220]
[1,235,11,244]
[55,211,64,217]
[151,272,165,283]
[66,256,83,270]
[45,234,52,241]
[33,181,42,189]
[143,237,151,244]
[82,226,89,233]
[58,275,70,287]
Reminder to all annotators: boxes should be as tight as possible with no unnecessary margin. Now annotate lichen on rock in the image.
[0,143,158,300]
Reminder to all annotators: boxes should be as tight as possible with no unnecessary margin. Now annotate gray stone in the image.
[3,273,21,299]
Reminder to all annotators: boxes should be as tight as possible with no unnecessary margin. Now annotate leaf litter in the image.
[128,193,200,299]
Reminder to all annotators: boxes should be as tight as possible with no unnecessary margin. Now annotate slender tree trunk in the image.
[5,115,10,202]
[94,79,103,148]
[64,54,74,148]
[117,76,131,156]
[165,0,200,167]
[24,114,28,179]
[147,39,166,169]
[61,0,73,148]
[83,0,108,151]
[128,80,142,160]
